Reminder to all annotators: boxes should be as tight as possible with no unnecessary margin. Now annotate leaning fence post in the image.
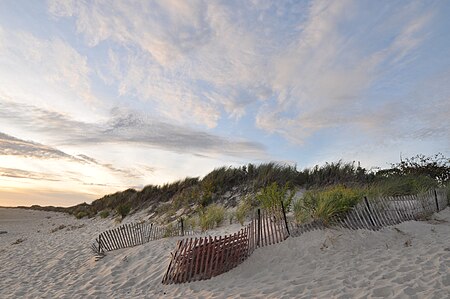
[364,196,376,227]
[257,209,261,247]
[280,200,290,236]
[180,217,184,236]
[98,234,102,253]
[434,189,439,212]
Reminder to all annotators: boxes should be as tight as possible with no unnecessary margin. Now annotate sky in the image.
[0,0,449,207]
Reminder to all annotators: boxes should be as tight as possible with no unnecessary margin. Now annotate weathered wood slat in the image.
[103,232,113,251]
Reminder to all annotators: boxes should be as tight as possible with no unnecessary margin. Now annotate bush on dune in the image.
[116,204,131,219]
[99,210,110,218]
[294,185,363,224]
[256,182,294,211]
[235,196,253,225]
[199,204,225,231]
[370,175,438,197]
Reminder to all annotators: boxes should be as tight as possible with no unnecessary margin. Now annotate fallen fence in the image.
[162,188,448,284]
[162,205,288,284]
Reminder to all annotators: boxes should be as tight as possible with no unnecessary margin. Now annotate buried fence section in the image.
[162,205,285,284]
[162,225,252,284]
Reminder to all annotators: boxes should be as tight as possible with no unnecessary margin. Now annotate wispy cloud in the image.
[47,0,272,127]
[0,167,61,182]
[0,132,80,161]
[0,101,267,159]
[0,25,97,113]
[0,131,146,184]
[256,0,439,143]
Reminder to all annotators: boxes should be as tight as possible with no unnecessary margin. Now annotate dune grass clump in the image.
[116,204,131,219]
[256,182,294,211]
[236,198,252,225]
[75,211,88,219]
[369,175,438,197]
[199,204,225,231]
[294,185,363,224]
[99,210,110,218]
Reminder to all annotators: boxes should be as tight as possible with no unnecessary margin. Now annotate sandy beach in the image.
[1,207,449,298]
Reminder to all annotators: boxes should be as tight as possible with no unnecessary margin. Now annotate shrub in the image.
[256,182,294,211]
[185,216,197,230]
[236,197,252,225]
[294,185,363,223]
[99,210,110,218]
[163,222,176,238]
[199,204,225,231]
[371,175,438,197]
[116,204,131,219]
[75,211,88,219]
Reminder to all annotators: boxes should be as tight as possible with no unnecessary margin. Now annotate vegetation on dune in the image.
[116,204,131,219]
[236,196,253,225]
[256,182,295,211]
[293,185,363,224]
[22,153,449,226]
[199,204,225,231]
[99,210,110,218]
[368,175,438,197]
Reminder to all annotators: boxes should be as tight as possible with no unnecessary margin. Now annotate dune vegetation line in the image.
[24,153,449,230]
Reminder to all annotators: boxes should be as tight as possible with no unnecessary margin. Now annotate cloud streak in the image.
[0,132,80,161]
[0,101,267,159]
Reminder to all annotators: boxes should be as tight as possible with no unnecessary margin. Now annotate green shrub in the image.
[99,210,110,218]
[236,198,252,225]
[116,204,131,219]
[75,211,88,219]
[185,216,197,230]
[199,204,225,231]
[294,185,363,223]
[256,182,294,211]
[370,175,438,197]
[163,223,176,238]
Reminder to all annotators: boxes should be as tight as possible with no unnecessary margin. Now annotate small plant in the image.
[256,182,294,211]
[294,185,362,223]
[75,211,88,219]
[12,238,25,245]
[185,216,197,230]
[116,204,131,219]
[163,222,176,238]
[99,210,110,218]
[199,204,225,231]
[51,225,66,233]
[371,175,438,197]
[236,198,252,225]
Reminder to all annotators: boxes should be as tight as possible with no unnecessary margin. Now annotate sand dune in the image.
[1,207,449,298]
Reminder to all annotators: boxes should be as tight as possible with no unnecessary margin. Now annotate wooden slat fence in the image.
[162,205,288,284]
[163,188,448,284]
[289,188,448,236]
[92,219,197,259]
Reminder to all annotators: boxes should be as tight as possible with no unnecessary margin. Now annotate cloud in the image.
[256,0,440,143]
[0,167,60,182]
[47,0,273,127]
[0,132,80,161]
[0,101,267,159]
[0,131,145,181]
[0,26,97,112]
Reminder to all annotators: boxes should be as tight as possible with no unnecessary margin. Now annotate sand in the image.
[1,207,449,298]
